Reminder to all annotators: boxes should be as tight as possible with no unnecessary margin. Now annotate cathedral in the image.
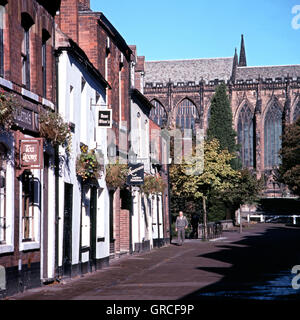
[143,35,300,201]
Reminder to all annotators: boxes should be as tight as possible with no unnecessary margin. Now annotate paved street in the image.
[6,223,300,301]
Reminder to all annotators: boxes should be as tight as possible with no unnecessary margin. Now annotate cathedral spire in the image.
[231,48,238,82]
[239,34,247,67]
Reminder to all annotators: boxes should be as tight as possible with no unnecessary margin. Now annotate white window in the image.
[0,140,14,254]
[20,169,41,251]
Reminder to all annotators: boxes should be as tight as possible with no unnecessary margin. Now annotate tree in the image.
[277,117,300,197]
[219,168,263,216]
[170,139,240,239]
[207,83,241,169]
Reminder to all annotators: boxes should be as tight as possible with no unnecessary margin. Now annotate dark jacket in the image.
[176,216,188,228]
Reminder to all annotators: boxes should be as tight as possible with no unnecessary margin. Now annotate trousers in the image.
[177,227,185,245]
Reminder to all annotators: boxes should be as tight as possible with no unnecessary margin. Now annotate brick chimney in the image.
[78,0,90,10]
[56,0,79,43]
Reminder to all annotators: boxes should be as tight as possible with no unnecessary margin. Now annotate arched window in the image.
[237,104,254,167]
[264,103,282,168]
[293,100,300,122]
[176,99,199,132]
[150,100,167,127]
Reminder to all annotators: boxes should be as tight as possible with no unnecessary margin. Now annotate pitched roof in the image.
[236,65,300,81]
[144,57,234,85]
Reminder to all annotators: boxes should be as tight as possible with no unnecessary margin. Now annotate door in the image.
[90,186,97,265]
[63,183,73,277]
[109,190,115,254]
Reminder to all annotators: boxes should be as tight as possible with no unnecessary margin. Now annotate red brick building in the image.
[0,0,60,296]
[57,0,132,258]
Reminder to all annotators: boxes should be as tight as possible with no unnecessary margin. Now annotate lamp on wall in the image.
[128,149,137,164]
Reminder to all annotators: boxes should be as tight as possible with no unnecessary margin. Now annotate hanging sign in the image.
[127,163,144,185]
[20,138,44,170]
[98,110,112,128]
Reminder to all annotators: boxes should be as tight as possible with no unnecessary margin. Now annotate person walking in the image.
[175,211,188,245]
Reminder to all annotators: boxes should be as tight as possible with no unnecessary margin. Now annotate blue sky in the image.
[91,0,300,66]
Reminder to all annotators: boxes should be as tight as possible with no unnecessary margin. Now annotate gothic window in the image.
[176,99,199,132]
[0,143,7,244]
[150,100,167,127]
[264,103,282,168]
[237,104,254,167]
[293,100,300,122]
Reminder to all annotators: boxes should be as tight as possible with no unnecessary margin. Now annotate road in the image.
[6,223,300,300]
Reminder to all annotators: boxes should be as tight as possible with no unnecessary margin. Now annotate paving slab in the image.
[5,223,300,301]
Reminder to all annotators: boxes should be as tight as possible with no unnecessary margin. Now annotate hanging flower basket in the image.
[105,161,128,189]
[141,174,167,196]
[0,90,20,130]
[39,110,71,150]
[76,148,103,182]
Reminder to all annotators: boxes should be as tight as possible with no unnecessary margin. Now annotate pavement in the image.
[5,223,300,301]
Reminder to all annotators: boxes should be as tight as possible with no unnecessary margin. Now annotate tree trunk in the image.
[203,197,208,240]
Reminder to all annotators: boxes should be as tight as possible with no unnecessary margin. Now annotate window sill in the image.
[0,244,14,254]
[20,241,40,251]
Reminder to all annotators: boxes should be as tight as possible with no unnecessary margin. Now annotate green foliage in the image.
[207,84,240,168]
[76,148,103,182]
[169,138,262,223]
[207,196,227,222]
[40,109,71,149]
[218,168,263,213]
[0,89,21,130]
[105,161,128,189]
[140,174,166,196]
[170,139,240,201]
[277,117,300,197]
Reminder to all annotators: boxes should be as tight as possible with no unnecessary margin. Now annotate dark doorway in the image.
[63,183,73,277]
[90,186,97,267]
[109,190,115,254]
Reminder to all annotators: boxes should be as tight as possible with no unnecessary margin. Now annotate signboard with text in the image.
[15,108,39,132]
[98,110,112,128]
[20,138,44,170]
[127,163,144,186]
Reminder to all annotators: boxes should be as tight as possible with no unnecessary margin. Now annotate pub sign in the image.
[98,110,112,128]
[127,163,144,186]
[20,138,44,170]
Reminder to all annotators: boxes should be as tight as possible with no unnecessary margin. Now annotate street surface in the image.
[7,223,300,300]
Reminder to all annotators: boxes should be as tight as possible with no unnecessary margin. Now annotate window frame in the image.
[176,99,198,132]
[150,100,167,127]
[237,104,254,168]
[19,169,41,251]
[264,104,282,169]
[21,27,30,89]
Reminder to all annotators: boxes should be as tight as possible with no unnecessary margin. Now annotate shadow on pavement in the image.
[180,224,300,301]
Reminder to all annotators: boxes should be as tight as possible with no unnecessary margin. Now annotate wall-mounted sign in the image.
[98,110,112,128]
[14,108,39,132]
[20,138,44,170]
[127,163,144,186]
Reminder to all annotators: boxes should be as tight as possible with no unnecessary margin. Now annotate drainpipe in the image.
[128,59,133,254]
